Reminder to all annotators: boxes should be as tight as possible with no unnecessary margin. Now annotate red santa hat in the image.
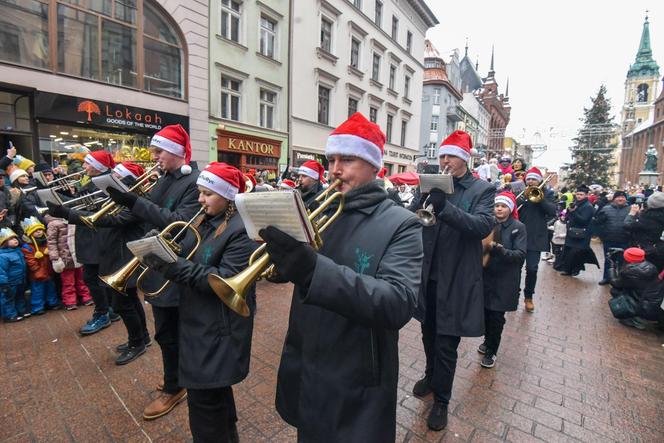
[113,162,144,180]
[244,174,257,192]
[279,179,297,190]
[298,160,326,181]
[377,167,388,179]
[196,162,245,201]
[150,124,192,175]
[325,112,385,170]
[84,150,116,173]
[525,167,543,182]
[495,191,519,220]
[438,130,476,162]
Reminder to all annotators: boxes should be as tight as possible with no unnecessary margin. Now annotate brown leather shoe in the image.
[156,382,164,391]
[525,299,535,313]
[143,389,187,420]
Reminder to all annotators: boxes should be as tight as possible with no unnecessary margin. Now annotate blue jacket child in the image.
[0,228,27,321]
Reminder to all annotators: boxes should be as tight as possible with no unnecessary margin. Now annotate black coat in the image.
[67,177,110,265]
[416,172,495,337]
[300,181,324,211]
[517,187,556,251]
[624,208,664,250]
[594,203,630,244]
[564,198,594,248]
[483,217,527,312]
[130,168,200,307]
[157,210,259,388]
[276,196,423,443]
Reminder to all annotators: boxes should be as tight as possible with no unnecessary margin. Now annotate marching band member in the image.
[260,112,423,442]
[296,160,326,210]
[411,130,495,431]
[517,167,556,312]
[278,179,296,190]
[480,192,527,368]
[140,162,257,442]
[105,124,200,420]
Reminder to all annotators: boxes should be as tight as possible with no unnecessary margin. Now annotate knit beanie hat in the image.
[647,191,664,209]
[9,168,28,183]
[623,247,645,264]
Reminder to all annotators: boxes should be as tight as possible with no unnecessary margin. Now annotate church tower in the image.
[622,13,660,133]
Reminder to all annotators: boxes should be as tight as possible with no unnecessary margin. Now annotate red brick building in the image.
[476,48,511,159]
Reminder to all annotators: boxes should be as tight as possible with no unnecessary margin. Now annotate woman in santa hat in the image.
[140,162,258,442]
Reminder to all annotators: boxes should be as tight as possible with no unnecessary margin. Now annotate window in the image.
[143,2,184,98]
[637,84,649,103]
[391,15,398,40]
[320,17,332,52]
[374,1,382,26]
[372,52,381,81]
[102,18,137,88]
[428,143,436,158]
[432,88,441,105]
[259,15,276,58]
[0,0,49,68]
[369,106,378,123]
[400,120,407,147]
[350,38,360,68]
[318,85,331,124]
[221,0,241,43]
[57,5,99,80]
[389,64,396,90]
[221,76,241,121]
[406,31,412,53]
[430,116,439,131]
[404,75,410,98]
[259,89,276,128]
[386,114,394,143]
[352,0,362,9]
[348,97,358,117]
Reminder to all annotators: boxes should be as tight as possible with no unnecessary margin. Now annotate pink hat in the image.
[438,130,474,162]
[495,191,519,220]
[84,150,116,172]
[279,179,296,190]
[525,167,543,182]
[114,162,144,179]
[325,112,385,169]
[150,124,192,175]
[196,162,245,201]
[298,160,325,181]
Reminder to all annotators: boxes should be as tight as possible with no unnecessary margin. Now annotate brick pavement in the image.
[1,245,663,442]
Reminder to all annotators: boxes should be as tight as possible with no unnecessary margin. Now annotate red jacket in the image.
[22,243,52,281]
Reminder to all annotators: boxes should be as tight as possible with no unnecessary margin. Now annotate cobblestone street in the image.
[1,247,663,442]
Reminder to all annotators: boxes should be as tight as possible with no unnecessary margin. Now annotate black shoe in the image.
[481,354,497,368]
[427,402,448,431]
[116,337,152,353]
[115,345,147,365]
[3,316,23,323]
[598,279,609,285]
[412,376,432,397]
[33,310,46,316]
[109,309,121,322]
[47,304,63,311]
[477,342,487,354]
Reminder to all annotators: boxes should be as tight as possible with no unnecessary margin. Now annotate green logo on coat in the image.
[354,248,373,275]
[201,245,213,265]
[164,196,175,210]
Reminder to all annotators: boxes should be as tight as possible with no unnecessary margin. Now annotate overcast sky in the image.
[425,0,664,171]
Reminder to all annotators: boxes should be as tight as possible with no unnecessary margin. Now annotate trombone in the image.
[34,171,85,190]
[80,164,160,229]
[207,179,345,317]
[99,206,205,296]
[36,190,108,215]
[516,174,553,210]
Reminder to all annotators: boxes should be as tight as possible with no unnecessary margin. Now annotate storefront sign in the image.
[217,129,281,158]
[292,150,327,167]
[35,92,188,133]
[385,149,415,162]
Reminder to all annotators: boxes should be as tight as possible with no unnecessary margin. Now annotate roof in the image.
[407,0,439,28]
[424,39,441,59]
[627,15,660,78]
[626,113,655,136]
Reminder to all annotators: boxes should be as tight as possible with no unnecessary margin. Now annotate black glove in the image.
[47,201,70,219]
[428,188,447,213]
[143,229,160,239]
[259,226,317,288]
[141,253,169,271]
[107,187,139,210]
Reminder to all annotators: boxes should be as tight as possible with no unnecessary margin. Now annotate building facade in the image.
[459,92,489,150]
[476,48,510,159]
[0,0,209,166]
[290,0,438,175]
[208,0,290,175]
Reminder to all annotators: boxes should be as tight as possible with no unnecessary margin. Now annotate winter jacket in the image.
[551,220,566,245]
[69,177,111,265]
[21,242,52,281]
[0,247,26,286]
[517,187,557,251]
[565,198,594,248]
[609,260,658,291]
[45,216,76,269]
[594,203,630,243]
[624,208,664,266]
[300,181,324,211]
[276,184,423,442]
[483,217,527,312]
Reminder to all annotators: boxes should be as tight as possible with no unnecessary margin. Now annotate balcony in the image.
[446,106,463,122]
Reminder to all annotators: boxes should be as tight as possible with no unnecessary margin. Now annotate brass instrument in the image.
[481,225,501,268]
[207,179,345,317]
[99,206,205,296]
[34,170,84,189]
[80,164,160,229]
[516,174,553,210]
[415,166,450,227]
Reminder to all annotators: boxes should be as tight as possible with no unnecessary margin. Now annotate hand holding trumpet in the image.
[259,226,317,287]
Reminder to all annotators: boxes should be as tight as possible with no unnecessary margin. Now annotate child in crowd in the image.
[550,213,567,269]
[45,214,92,310]
[480,192,527,368]
[21,216,60,314]
[0,228,27,322]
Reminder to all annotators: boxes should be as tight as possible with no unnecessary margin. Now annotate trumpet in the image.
[207,179,345,317]
[99,206,205,296]
[415,166,450,227]
[516,174,553,210]
[80,164,160,229]
[34,170,85,190]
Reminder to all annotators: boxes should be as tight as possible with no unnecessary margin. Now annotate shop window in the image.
[318,85,330,125]
[221,0,241,43]
[221,75,241,121]
[386,114,393,143]
[0,0,49,69]
[347,97,358,118]
[259,88,276,129]
[259,15,276,59]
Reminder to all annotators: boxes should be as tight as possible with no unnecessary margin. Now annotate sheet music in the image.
[419,174,454,194]
[126,235,177,263]
[36,188,63,206]
[91,174,130,193]
[235,191,315,243]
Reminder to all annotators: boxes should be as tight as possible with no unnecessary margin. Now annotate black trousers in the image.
[483,309,506,356]
[111,287,149,347]
[524,250,541,299]
[82,264,109,314]
[187,387,238,443]
[421,281,462,405]
[152,305,180,394]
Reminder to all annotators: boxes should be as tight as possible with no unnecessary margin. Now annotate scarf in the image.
[339,180,387,212]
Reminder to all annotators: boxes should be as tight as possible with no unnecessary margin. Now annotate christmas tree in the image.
[567,85,617,187]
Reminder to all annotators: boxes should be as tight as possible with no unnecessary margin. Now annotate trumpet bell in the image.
[99,257,142,295]
[207,274,250,317]
[415,208,436,226]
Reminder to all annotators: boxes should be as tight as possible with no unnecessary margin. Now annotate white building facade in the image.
[460,92,489,148]
[290,0,438,174]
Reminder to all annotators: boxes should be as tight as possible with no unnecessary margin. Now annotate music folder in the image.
[127,235,178,264]
[91,174,130,194]
[235,190,316,244]
[419,174,454,194]
[36,188,64,206]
